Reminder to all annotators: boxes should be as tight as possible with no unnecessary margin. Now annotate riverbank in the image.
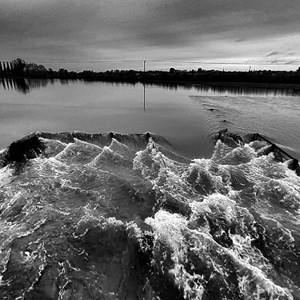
[1,58,300,87]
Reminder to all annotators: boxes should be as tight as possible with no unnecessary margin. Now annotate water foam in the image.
[0,132,299,299]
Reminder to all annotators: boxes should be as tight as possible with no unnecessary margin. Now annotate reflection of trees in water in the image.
[1,77,299,96]
[0,77,51,94]
[195,84,300,96]
[150,82,300,96]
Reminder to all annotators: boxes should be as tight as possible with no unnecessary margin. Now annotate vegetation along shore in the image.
[1,58,300,88]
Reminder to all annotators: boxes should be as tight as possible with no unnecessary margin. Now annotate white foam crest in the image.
[229,233,271,269]
[0,190,26,219]
[0,248,11,286]
[236,266,293,300]
[146,209,293,299]
[39,137,67,146]
[55,142,76,160]
[190,193,237,221]
[246,154,288,182]
[0,166,13,188]
[211,139,232,162]
[189,194,277,273]
[108,138,135,160]
[32,157,69,175]
[145,210,205,299]
[260,215,295,244]
[153,156,200,201]
[76,208,124,232]
[254,177,300,214]
[146,210,187,252]
[188,158,230,194]
[134,139,201,205]
[133,138,159,180]
[282,161,300,188]
[249,140,268,151]
[40,137,67,157]
[0,148,7,155]
[88,146,126,167]
[196,232,292,300]
[55,139,102,163]
[221,144,257,165]
[125,221,153,252]
[73,138,102,149]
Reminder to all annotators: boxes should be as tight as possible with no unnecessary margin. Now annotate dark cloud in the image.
[0,0,299,70]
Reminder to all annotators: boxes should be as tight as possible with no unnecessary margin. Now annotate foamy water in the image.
[0,132,299,299]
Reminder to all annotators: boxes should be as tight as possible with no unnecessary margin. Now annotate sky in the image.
[1,0,300,71]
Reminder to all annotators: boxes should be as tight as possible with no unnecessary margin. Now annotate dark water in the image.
[0,78,300,299]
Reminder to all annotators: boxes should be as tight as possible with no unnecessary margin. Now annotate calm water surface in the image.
[0,78,300,159]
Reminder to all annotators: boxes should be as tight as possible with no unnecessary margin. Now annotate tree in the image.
[58,68,69,77]
[11,58,27,75]
[6,62,11,73]
[2,62,7,73]
[170,67,176,73]
[24,63,47,75]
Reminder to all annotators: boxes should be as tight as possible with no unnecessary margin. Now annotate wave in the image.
[0,130,299,299]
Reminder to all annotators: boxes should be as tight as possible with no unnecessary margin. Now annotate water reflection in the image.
[1,77,300,96]
[147,82,300,96]
[143,83,146,111]
[0,77,51,94]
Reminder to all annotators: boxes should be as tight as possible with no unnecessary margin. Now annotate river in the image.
[1,78,300,159]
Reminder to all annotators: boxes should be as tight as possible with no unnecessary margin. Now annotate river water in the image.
[0,78,300,299]
[1,78,300,159]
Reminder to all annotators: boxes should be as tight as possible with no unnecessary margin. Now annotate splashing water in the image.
[0,131,299,299]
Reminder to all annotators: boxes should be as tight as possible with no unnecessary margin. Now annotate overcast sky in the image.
[1,0,300,71]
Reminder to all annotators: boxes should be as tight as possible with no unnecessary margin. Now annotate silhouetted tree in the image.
[58,68,69,77]
[6,62,11,73]
[2,62,7,73]
[24,63,47,75]
[11,58,27,75]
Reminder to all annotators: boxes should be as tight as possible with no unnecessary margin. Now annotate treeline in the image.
[1,58,300,85]
[0,58,49,76]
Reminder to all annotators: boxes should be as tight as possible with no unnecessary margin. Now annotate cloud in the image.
[266,51,280,57]
[0,0,300,70]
